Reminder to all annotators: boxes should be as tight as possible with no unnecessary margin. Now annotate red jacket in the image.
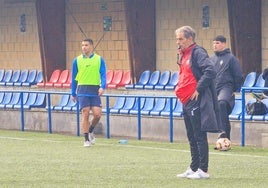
[175,44,197,104]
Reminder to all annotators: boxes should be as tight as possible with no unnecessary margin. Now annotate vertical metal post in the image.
[47,93,52,134]
[105,95,110,138]
[76,101,80,136]
[169,97,174,143]
[137,97,141,140]
[20,92,25,131]
[241,88,245,147]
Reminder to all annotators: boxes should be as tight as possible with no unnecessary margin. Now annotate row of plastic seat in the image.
[37,69,71,88]
[106,95,268,120]
[0,69,43,87]
[47,94,77,111]
[43,94,182,115]
[36,69,132,89]
[102,96,183,117]
[106,70,131,89]
[228,98,268,121]
[123,70,263,92]
[241,72,265,92]
[2,90,268,121]
[125,70,178,90]
[0,92,46,109]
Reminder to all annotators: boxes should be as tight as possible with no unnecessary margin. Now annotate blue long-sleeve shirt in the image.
[71,53,106,97]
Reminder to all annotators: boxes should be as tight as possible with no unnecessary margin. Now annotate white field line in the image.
[0,136,267,159]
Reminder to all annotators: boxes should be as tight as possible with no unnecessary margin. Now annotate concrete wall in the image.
[1,107,268,148]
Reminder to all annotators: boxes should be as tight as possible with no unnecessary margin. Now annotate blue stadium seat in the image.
[0,70,13,86]
[22,93,37,109]
[62,96,77,111]
[241,72,256,92]
[173,100,183,117]
[150,98,167,116]
[33,71,43,85]
[0,69,5,82]
[21,69,37,86]
[14,69,29,86]
[229,99,242,120]
[125,70,150,89]
[31,93,46,108]
[165,72,178,90]
[0,92,4,103]
[119,97,136,114]
[5,70,21,86]
[251,73,265,93]
[109,97,126,114]
[143,70,161,89]
[49,94,70,111]
[160,98,177,116]
[140,98,155,115]
[154,70,171,90]
[128,97,146,115]
[135,70,158,89]
[0,92,13,108]
[5,92,21,108]
[13,93,29,109]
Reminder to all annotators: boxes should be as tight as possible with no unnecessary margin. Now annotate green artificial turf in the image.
[0,130,267,188]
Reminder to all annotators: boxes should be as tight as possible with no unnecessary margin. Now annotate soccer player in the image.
[71,38,106,147]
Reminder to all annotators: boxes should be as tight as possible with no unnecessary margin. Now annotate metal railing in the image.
[240,86,268,146]
[3,88,266,146]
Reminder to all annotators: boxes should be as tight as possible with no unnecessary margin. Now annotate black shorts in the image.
[77,85,102,109]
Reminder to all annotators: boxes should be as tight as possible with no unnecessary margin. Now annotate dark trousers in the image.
[217,87,234,139]
[183,99,209,172]
[218,100,232,140]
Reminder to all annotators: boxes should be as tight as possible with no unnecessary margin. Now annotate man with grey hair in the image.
[175,26,220,179]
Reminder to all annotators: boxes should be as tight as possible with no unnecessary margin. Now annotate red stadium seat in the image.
[107,70,123,89]
[106,70,114,86]
[117,70,131,87]
[54,70,70,88]
[37,69,61,87]
[62,72,72,88]
[44,69,62,87]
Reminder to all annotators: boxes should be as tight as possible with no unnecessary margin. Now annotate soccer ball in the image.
[215,138,231,151]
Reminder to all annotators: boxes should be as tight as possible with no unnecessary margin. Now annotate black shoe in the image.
[217,132,227,139]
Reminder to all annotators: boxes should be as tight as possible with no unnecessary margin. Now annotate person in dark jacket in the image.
[210,35,243,140]
[175,26,220,179]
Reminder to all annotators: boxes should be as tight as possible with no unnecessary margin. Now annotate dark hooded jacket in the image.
[190,45,221,133]
[210,48,243,92]
[210,48,243,109]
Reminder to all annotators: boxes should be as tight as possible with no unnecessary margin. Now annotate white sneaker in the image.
[176,168,195,178]
[83,141,91,147]
[187,168,209,179]
[88,133,96,144]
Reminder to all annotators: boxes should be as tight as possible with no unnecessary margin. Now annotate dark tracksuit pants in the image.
[218,100,232,139]
[217,87,234,140]
[183,99,209,173]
